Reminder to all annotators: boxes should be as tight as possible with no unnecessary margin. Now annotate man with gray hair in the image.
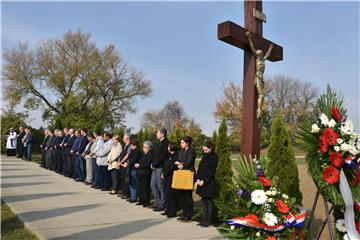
[151,128,169,211]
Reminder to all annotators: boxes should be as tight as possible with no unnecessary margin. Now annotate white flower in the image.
[311,124,320,133]
[272,191,277,196]
[340,143,351,152]
[320,113,329,126]
[343,234,350,240]
[268,198,274,203]
[334,146,340,152]
[335,219,347,233]
[255,232,261,237]
[337,138,344,144]
[230,225,235,231]
[251,190,268,205]
[262,212,278,226]
[256,165,262,169]
[282,194,289,199]
[349,145,359,155]
[328,119,336,128]
[340,119,354,135]
[266,190,272,196]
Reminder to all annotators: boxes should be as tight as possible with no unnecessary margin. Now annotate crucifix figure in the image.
[217,0,283,157]
[246,30,274,119]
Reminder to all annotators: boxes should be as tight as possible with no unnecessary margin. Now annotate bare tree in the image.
[141,100,188,131]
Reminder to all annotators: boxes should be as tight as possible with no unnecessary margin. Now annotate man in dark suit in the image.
[55,130,64,173]
[45,130,54,169]
[70,130,81,179]
[60,128,70,176]
[65,128,76,177]
[17,127,26,158]
[75,129,89,182]
[40,130,50,168]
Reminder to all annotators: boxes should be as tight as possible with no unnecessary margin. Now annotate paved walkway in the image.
[1,156,219,240]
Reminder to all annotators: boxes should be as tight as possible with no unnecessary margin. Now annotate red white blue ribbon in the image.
[225,209,307,232]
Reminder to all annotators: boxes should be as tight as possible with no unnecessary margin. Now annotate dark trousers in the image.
[79,155,86,180]
[180,190,193,218]
[41,149,46,167]
[61,149,68,175]
[56,149,62,172]
[7,149,16,156]
[66,152,75,177]
[73,154,80,179]
[111,169,120,191]
[98,166,111,189]
[51,150,56,170]
[45,149,52,168]
[92,159,100,187]
[137,175,151,206]
[164,177,177,217]
[26,144,33,161]
[120,167,130,197]
[23,146,28,159]
[17,144,24,158]
[201,198,214,225]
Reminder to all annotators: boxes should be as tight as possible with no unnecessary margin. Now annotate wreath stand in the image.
[306,190,335,240]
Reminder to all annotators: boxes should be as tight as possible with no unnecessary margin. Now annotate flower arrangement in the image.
[217,156,306,240]
[297,86,360,239]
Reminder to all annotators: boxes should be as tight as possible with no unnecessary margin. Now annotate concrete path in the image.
[1,156,219,240]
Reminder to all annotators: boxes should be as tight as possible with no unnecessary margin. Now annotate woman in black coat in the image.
[196,140,218,227]
[134,141,153,207]
[176,136,196,222]
[161,142,178,218]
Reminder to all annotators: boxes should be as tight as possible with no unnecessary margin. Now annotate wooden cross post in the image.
[217,0,283,158]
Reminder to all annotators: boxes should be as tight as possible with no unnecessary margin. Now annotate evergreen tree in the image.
[138,129,144,148]
[212,130,217,149]
[267,114,302,204]
[215,119,234,217]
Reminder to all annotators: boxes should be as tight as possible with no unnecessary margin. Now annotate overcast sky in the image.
[2,1,359,134]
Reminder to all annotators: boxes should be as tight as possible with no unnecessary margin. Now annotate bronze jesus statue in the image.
[245,31,274,119]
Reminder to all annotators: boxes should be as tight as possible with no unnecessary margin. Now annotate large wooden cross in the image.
[218,0,283,157]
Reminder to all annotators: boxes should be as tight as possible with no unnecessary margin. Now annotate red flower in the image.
[355,202,360,213]
[352,171,360,186]
[319,136,329,153]
[329,152,343,168]
[331,107,343,122]
[322,128,339,145]
[245,214,259,222]
[356,222,360,233]
[276,200,289,214]
[266,237,277,240]
[323,166,340,184]
[258,176,272,187]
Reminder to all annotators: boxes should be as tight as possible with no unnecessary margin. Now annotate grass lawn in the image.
[1,201,39,240]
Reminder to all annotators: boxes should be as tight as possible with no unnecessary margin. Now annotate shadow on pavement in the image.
[50,218,168,240]
[2,192,77,203]
[19,203,103,222]
[1,182,51,188]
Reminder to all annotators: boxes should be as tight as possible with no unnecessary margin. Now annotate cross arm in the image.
[218,21,283,62]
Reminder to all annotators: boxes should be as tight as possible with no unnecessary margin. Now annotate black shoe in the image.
[91,185,96,188]
[153,207,164,212]
[85,182,92,185]
[143,204,149,208]
[101,188,109,191]
[128,199,137,203]
[167,215,177,218]
[180,216,192,222]
[135,202,142,205]
[121,196,129,199]
[177,216,185,221]
[161,212,168,216]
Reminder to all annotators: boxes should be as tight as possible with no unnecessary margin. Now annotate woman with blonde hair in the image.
[108,135,123,194]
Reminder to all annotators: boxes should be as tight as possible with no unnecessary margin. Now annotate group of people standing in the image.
[38,127,218,227]
[5,127,35,161]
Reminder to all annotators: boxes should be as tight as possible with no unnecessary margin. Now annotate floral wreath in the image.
[297,86,360,239]
[218,156,306,240]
